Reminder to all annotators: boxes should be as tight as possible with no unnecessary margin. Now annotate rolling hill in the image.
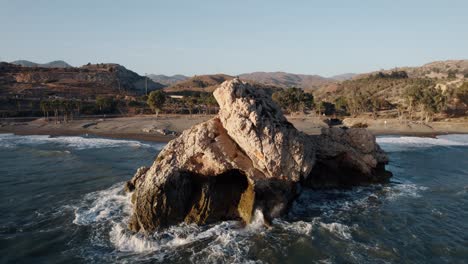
[148,74,189,86]
[0,62,164,98]
[163,74,283,94]
[355,60,468,80]
[239,71,333,90]
[10,60,73,68]
[164,74,235,93]
[329,73,357,81]
[314,60,468,114]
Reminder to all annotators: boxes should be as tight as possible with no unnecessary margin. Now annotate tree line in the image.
[31,79,468,123]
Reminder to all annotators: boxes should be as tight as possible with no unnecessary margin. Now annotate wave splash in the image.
[71,176,428,263]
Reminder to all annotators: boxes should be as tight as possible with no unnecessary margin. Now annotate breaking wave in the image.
[377,134,468,152]
[71,177,429,263]
[73,183,267,262]
[0,133,164,150]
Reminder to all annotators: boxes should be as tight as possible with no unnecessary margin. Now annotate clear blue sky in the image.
[1,0,467,77]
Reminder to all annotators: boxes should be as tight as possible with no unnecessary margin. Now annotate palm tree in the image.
[40,100,50,121]
[51,100,60,124]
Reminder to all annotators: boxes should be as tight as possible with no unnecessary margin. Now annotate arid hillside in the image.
[239,71,333,90]
[164,74,283,94]
[148,74,189,86]
[313,62,468,120]
[164,74,234,93]
[355,60,468,80]
[0,62,164,98]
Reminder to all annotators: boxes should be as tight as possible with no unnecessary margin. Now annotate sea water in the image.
[1,133,467,263]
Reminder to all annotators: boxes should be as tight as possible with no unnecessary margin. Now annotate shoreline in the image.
[1,115,468,142]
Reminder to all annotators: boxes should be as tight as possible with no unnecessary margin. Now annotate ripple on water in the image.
[70,177,431,263]
[0,133,164,150]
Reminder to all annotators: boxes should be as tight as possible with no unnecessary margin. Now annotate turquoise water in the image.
[1,133,467,263]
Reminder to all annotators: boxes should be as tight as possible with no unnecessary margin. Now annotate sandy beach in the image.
[1,114,468,142]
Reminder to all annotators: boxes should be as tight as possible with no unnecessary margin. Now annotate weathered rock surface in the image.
[126,79,392,233]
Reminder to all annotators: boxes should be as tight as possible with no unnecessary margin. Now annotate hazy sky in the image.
[1,0,467,76]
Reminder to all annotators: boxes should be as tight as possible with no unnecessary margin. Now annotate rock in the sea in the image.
[126,79,392,233]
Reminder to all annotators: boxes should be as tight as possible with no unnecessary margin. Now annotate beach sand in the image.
[1,114,468,142]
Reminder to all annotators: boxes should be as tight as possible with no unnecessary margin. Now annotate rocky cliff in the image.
[126,79,391,233]
[0,62,164,98]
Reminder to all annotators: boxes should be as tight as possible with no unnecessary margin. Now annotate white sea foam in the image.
[73,183,132,225]
[0,133,164,150]
[319,222,353,240]
[0,133,15,148]
[383,183,428,201]
[109,218,261,263]
[291,186,378,219]
[74,183,265,262]
[246,209,266,231]
[273,219,313,236]
[377,134,468,152]
[110,223,160,253]
[73,180,430,263]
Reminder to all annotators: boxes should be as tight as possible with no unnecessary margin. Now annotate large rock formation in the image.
[126,79,391,233]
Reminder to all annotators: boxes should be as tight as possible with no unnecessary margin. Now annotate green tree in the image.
[51,99,60,124]
[204,93,218,115]
[40,100,50,120]
[404,80,446,122]
[447,70,458,79]
[272,87,314,114]
[334,96,348,114]
[183,96,197,117]
[347,92,371,116]
[456,82,468,107]
[317,101,336,116]
[96,96,116,114]
[147,90,166,117]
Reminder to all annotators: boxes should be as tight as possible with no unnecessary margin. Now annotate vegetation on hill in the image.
[272,87,314,113]
[314,68,468,121]
[164,74,234,93]
[148,74,188,86]
[1,59,467,122]
[239,71,332,90]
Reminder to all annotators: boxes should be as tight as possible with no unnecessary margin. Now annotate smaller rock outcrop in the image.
[306,127,391,188]
[126,79,392,233]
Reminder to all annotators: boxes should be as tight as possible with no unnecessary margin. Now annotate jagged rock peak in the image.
[214,79,315,182]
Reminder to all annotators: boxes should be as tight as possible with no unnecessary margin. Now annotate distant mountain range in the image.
[239,72,333,90]
[10,60,72,68]
[148,74,189,86]
[8,60,358,91]
[329,73,357,81]
[8,58,466,101]
[154,72,356,92]
[164,74,234,93]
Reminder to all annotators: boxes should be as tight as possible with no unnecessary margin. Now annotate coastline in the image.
[1,115,468,142]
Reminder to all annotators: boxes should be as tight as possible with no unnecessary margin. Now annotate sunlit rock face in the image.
[126,79,391,233]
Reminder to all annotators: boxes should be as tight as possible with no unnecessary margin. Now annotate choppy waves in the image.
[0,133,164,150]
[40,133,465,263]
[71,178,430,263]
[377,134,468,152]
[73,183,266,262]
